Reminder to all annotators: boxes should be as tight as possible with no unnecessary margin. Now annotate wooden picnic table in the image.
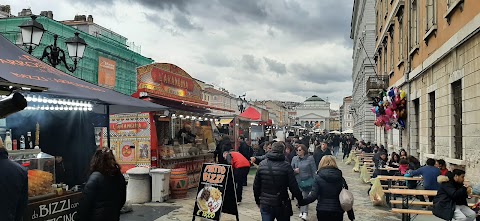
[388,189,437,221]
[377,176,423,204]
[378,167,399,171]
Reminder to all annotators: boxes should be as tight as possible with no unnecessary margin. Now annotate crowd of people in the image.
[214,132,357,221]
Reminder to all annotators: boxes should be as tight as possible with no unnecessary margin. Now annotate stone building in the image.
[374,0,480,182]
[341,96,354,132]
[350,0,378,142]
[294,95,331,130]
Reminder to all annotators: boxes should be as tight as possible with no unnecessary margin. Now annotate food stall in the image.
[0,34,165,220]
[104,63,234,189]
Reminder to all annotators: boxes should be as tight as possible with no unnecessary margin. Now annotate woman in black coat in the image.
[300,155,354,221]
[80,148,127,221]
[433,169,476,221]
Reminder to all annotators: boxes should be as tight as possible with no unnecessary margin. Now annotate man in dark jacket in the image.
[238,136,252,186]
[253,142,304,221]
[0,147,28,221]
[313,142,332,168]
[214,136,233,164]
[433,169,476,221]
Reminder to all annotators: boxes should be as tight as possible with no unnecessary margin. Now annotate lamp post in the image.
[237,95,247,113]
[19,15,88,73]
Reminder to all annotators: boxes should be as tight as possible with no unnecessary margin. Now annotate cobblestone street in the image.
[129,155,441,221]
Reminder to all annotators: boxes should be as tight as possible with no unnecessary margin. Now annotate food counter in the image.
[9,149,83,221]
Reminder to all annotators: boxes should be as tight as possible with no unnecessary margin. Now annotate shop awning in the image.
[219,118,234,125]
[239,107,261,121]
[0,34,166,114]
[133,89,235,113]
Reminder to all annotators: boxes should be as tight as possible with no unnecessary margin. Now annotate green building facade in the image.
[0,16,153,95]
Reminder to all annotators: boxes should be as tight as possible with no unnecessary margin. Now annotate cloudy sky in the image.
[6,0,353,108]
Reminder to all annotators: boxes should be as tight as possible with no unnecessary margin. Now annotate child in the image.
[435,159,449,176]
[398,159,409,175]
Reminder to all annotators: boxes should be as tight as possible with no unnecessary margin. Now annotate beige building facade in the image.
[374,0,480,181]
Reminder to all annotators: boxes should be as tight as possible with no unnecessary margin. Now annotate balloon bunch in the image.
[371,87,407,131]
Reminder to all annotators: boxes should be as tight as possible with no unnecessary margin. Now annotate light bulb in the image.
[53,99,58,104]
[32,96,38,102]
[83,107,87,111]
[68,107,73,111]
[54,105,59,110]
[60,106,64,111]
[26,95,32,102]
[74,107,78,111]
[87,107,93,111]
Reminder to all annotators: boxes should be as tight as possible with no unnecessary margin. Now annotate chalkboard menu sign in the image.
[24,192,83,221]
[192,163,239,221]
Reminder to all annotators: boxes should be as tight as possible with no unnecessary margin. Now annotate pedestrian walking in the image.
[300,155,355,221]
[214,136,233,164]
[79,148,127,221]
[313,141,332,168]
[253,142,304,221]
[291,144,316,220]
[0,147,28,221]
[224,150,251,204]
[342,138,353,161]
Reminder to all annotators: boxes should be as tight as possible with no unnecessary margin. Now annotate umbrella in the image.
[342,129,353,134]
[329,130,341,134]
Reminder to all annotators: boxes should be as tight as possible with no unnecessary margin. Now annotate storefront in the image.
[0,34,165,220]
[103,63,233,189]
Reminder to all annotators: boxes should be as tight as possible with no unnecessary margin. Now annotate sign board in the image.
[98,56,116,89]
[192,163,239,221]
[136,63,206,104]
[24,192,83,221]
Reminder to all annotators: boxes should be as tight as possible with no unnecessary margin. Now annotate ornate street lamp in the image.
[18,15,45,54]
[19,15,88,73]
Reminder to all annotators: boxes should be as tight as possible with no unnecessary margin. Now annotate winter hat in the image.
[271,142,285,154]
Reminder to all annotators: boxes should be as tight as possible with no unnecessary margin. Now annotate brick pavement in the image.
[147,154,444,221]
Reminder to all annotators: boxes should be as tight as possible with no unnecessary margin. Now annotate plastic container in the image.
[150,168,171,202]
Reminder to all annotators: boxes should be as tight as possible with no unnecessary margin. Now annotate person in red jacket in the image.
[224,150,251,204]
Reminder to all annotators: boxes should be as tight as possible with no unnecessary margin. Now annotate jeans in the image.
[300,190,309,213]
[233,167,249,202]
[260,205,290,221]
[453,205,476,221]
[333,146,340,157]
[316,210,344,221]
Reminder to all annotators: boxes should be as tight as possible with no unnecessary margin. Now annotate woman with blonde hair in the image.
[299,155,355,221]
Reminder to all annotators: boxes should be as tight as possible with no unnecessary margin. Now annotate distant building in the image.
[0,5,11,18]
[294,95,331,130]
[341,96,354,132]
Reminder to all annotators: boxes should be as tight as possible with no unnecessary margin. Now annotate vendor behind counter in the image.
[6,110,98,187]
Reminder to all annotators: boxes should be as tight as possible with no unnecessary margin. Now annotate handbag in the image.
[267,160,293,216]
[299,178,314,191]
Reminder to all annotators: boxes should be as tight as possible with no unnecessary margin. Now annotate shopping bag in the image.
[369,178,386,206]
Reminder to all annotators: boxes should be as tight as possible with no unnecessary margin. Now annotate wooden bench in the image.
[381,185,407,189]
[390,200,475,207]
[391,208,433,215]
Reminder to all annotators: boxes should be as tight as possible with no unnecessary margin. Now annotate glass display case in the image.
[8,149,56,198]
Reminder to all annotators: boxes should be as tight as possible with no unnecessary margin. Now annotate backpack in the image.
[339,186,354,211]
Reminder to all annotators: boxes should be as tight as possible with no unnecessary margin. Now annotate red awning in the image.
[239,107,261,121]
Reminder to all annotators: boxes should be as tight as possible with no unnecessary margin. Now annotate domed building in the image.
[294,95,331,130]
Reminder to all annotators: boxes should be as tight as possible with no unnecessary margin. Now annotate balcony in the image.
[366,75,389,97]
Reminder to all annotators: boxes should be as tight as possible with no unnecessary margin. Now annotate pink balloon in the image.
[395,96,401,105]
[371,107,376,113]
[385,124,392,131]
[385,108,393,117]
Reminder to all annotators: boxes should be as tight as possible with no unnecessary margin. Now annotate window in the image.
[390,31,394,71]
[452,80,463,159]
[410,0,419,48]
[213,96,218,101]
[383,45,388,75]
[398,13,404,62]
[347,122,351,127]
[447,0,453,7]
[426,0,436,30]
[429,92,435,154]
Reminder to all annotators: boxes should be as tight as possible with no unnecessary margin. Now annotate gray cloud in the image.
[203,52,232,67]
[289,62,351,84]
[241,55,261,71]
[264,57,286,74]
[172,12,203,31]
